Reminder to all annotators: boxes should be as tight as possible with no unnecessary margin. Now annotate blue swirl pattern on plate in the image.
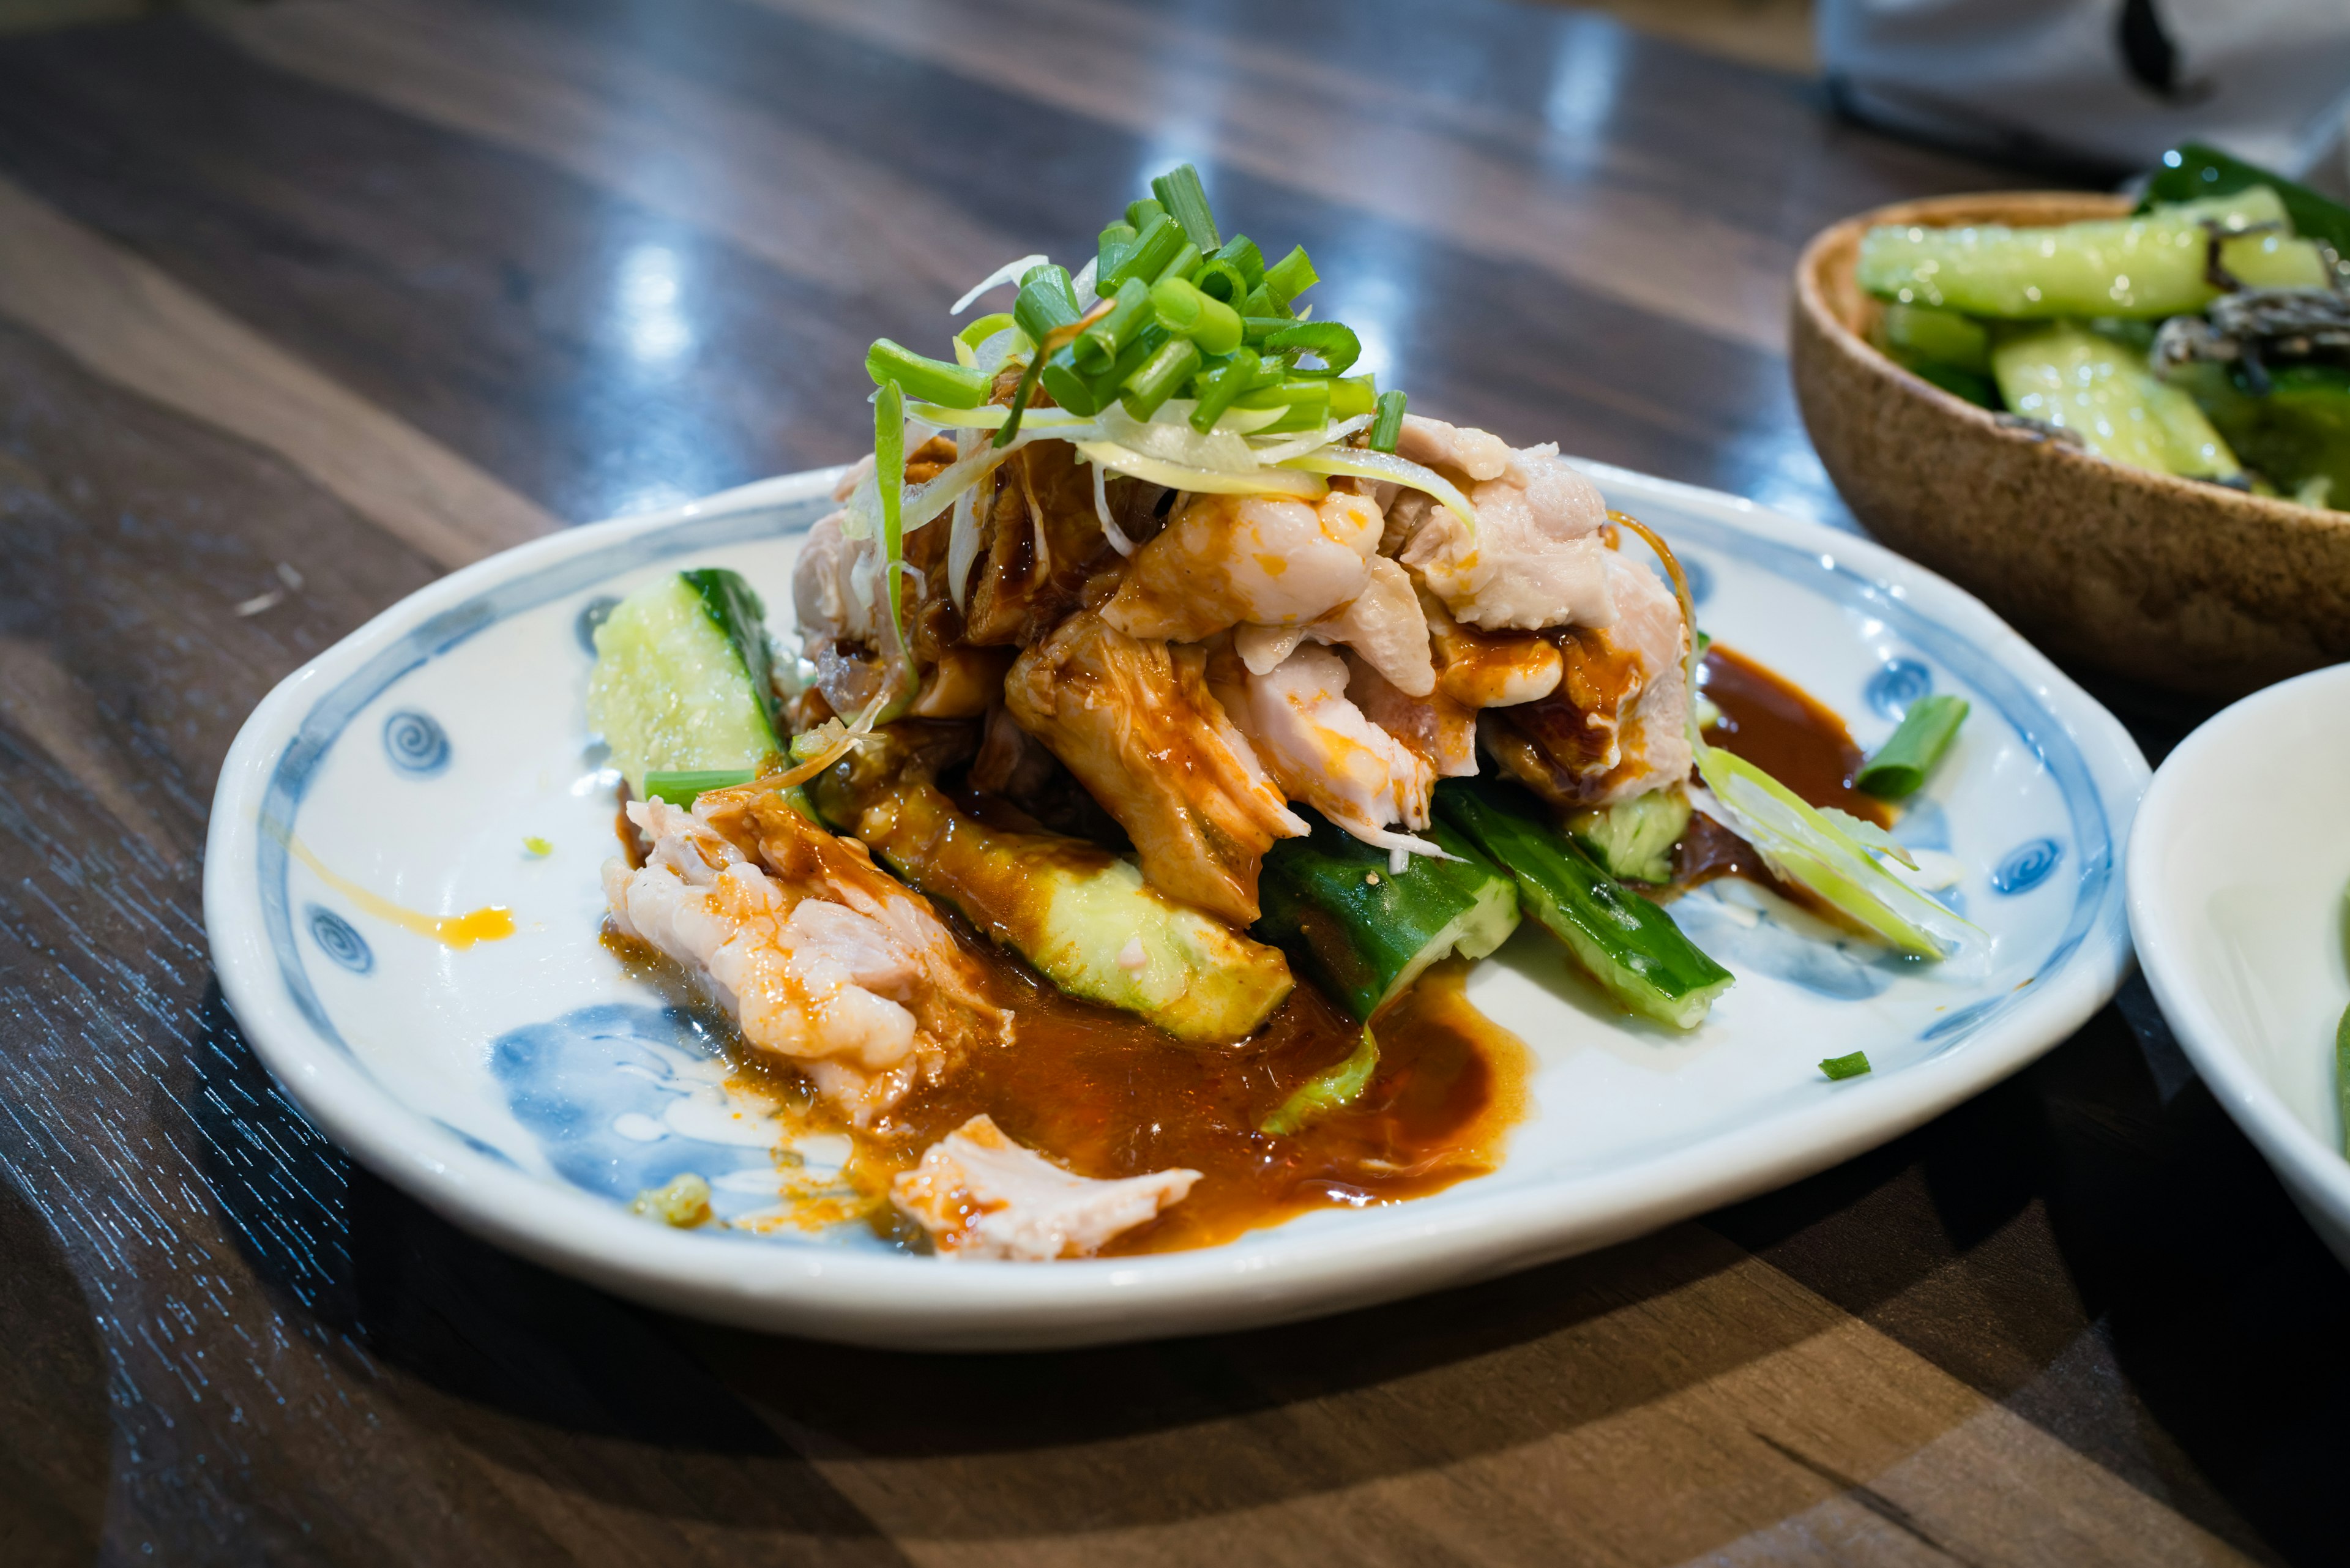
[1866,659,1933,719]
[381,710,451,776]
[304,905,373,974]
[1991,838,2062,895]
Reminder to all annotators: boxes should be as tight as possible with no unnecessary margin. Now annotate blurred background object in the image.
[1556,0,1817,72]
[1821,0,2350,187]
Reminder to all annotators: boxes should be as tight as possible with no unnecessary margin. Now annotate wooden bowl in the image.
[1791,191,2350,698]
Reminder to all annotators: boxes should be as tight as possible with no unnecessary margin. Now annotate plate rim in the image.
[2127,662,2350,1238]
[204,461,2148,1349]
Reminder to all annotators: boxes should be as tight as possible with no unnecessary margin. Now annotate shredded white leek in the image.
[1070,255,1100,307]
[1090,457,1135,556]
[903,424,1099,535]
[946,428,983,614]
[908,402,1096,431]
[951,253,1048,316]
[1279,447,1474,526]
[1073,441,1326,499]
[1247,414,1370,466]
[1098,404,1260,475]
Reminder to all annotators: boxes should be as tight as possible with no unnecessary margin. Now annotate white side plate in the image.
[2130,662,2350,1267]
[205,461,2146,1349]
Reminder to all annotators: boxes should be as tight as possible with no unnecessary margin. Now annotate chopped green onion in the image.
[1035,345,1102,417]
[1149,275,1243,355]
[1253,385,1332,433]
[865,338,990,408]
[1261,1026,1379,1136]
[1121,336,1201,419]
[1215,235,1266,292]
[1097,221,1136,282]
[1154,241,1203,288]
[1329,373,1377,420]
[1074,276,1152,374]
[1125,197,1165,231]
[957,312,1016,349]
[1368,389,1408,452]
[1012,267,1080,348]
[1151,163,1223,251]
[643,768,758,807]
[1187,347,1262,433]
[1856,695,1969,800]
[993,354,1047,448]
[1241,285,1287,319]
[1263,244,1318,307]
[1232,376,1334,410]
[1820,1051,1873,1081]
[1262,321,1360,378]
[1192,253,1248,304]
[1103,212,1183,293]
[875,379,908,652]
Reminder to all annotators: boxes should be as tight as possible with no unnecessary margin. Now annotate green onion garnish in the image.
[1215,234,1266,291]
[1261,1026,1379,1136]
[1039,345,1104,417]
[643,768,758,807]
[1074,277,1151,374]
[1241,285,1287,319]
[1856,695,1969,800]
[1097,220,1137,282]
[1328,373,1378,420]
[1188,346,1261,433]
[875,378,908,653]
[957,312,1016,349]
[1233,375,1336,411]
[865,338,989,408]
[1820,1051,1873,1081]
[1125,197,1165,230]
[1011,267,1080,349]
[1262,320,1360,378]
[1152,241,1203,289]
[1121,336,1201,419]
[1262,244,1318,308]
[1368,389,1407,452]
[1192,253,1248,304]
[1102,212,1182,293]
[1149,275,1244,356]
[1151,163,1223,251]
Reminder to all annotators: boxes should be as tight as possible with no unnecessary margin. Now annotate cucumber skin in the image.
[588,573,783,796]
[2139,143,2350,261]
[1435,779,1732,1031]
[1858,189,2328,320]
[1254,812,1520,1024]
[2176,363,2350,506]
[824,774,1294,1044]
[1991,323,2241,480]
[681,569,785,744]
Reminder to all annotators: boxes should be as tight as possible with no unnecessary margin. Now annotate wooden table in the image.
[2,1,2343,1562]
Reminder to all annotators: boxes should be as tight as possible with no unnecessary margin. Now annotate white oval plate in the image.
[205,461,2145,1349]
[2129,663,2350,1267]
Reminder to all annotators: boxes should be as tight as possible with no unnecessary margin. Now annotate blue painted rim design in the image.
[255,491,2116,1089]
[381,709,452,777]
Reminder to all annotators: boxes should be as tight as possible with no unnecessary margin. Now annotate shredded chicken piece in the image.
[1348,652,1479,778]
[963,439,1123,648]
[1400,444,1619,632]
[1214,643,1437,856]
[1393,413,1515,482]
[1482,556,1693,806]
[1005,610,1304,925]
[1230,556,1433,698]
[1422,590,1564,709]
[1100,490,1382,643]
[603,796,1002,1125]
[891,1114,1198,1260]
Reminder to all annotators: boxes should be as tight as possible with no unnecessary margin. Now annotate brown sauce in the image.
[1699,645,1888,826]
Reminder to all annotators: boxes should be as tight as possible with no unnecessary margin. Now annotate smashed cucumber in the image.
[2171,362,2350,509]
[1435,779,1732,1031]
[1858,188,2329,321]
[1993,323,2241,480]
[2139,142,2350,261]
[821,772,1293,1044]
[1567,788,1692,886]
[1254,811,1520,1024]
[587,569,785,796]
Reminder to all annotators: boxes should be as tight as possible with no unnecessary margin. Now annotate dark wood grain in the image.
[0,0,2339,1561]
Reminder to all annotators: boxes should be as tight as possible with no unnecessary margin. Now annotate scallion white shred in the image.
[1278,447,1475,527]
[951,253,1049,316]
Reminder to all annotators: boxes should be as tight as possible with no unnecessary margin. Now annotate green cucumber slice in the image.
[587,570,784,796]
